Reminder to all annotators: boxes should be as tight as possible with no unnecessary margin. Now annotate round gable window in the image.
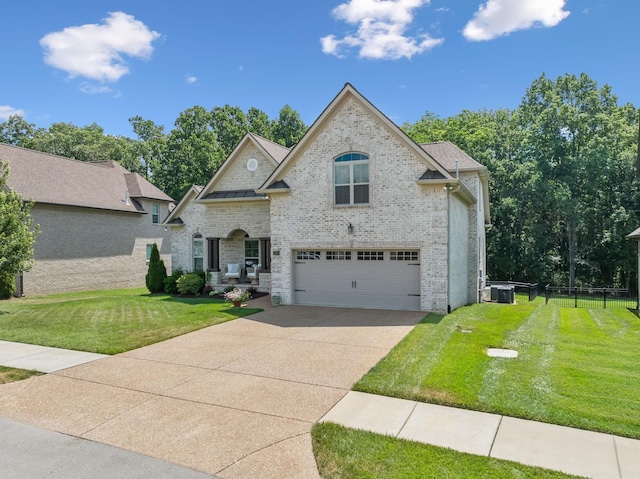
[247,158,258,171]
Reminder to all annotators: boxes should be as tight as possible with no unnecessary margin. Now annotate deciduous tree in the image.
[0,161,38,298]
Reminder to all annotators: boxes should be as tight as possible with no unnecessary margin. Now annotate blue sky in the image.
[2,1,637,138]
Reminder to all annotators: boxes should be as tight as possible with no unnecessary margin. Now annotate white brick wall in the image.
[216,144,275,191]
[171,141,275,276]
[169,94,487,313]
[269,96,458,312]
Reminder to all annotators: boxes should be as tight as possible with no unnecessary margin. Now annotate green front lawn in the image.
[312,423,579,479]
[353,300,640,439]
[0,288,261,355]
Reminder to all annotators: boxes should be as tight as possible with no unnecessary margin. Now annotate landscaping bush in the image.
[0,271,16,299]
[176,273,205,295]
[164,268,185,295]
[224,285,236,293]
[145,244,167,293]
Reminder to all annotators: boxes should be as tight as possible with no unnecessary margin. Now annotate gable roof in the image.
[250,134,289,163]
[0,143,173,213]
[197,132,289,200]
[258,83,454,192]
[627,226,640,240]
[162,185,203,226]
[420,141,485,172]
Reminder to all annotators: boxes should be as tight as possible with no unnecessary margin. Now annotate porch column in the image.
[207,237,220,272]
[260,237,271,271]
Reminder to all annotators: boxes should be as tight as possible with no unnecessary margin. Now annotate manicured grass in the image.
[0,366,43,384]
[0,288,262,354]
[354,299,640,439]
[312,423,579,479]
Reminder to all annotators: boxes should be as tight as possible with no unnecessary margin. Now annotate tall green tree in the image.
[517,73,638,286]
[0,116,35,146]
[210,105,249,157]
[247,107,272,139]
[129,115,167,179]
[272,105,306,147]
[0,161,38,298]
[159,106,223,200]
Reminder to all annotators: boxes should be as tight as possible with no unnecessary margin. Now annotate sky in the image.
[2,1,638,138]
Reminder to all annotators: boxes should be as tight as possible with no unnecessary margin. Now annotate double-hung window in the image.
[334,153,369,205]
[152,204,159,224]
[244,239,259,269]
[193,234,203,271]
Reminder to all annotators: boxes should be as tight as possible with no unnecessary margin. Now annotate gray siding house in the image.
[166,84,490,313]
[0,144,173,295]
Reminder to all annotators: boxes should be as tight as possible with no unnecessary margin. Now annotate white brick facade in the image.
[168,85,488,313]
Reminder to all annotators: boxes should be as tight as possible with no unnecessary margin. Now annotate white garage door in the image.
[293,250,420,310]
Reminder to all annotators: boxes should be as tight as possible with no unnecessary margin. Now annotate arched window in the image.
[334,153,369,205]
[193,233,203,271]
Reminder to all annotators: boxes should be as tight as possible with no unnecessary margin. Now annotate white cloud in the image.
[40,11,160,82]
[321,0,443,60]
[79,83,114,95]
[186,75,197,84]
[0,105,25,120]
[463,0,570,41]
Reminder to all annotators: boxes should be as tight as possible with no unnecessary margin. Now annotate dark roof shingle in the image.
[0,143,173,212]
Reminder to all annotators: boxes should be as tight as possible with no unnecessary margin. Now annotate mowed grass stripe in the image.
[478,303,559,420]
[355,299,640,439]
[0,288,261,354]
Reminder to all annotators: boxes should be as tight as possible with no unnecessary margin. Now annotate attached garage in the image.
[293,250,421,310]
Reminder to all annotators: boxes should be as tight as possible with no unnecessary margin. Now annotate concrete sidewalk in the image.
[320,391,640,479]
[0,340,107,373]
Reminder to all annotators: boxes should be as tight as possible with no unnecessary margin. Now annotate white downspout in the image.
[445,181,461,314]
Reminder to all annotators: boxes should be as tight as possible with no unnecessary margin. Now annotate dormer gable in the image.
[197,133,288,203]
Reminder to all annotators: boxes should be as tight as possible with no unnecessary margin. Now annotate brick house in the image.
[0,144,173,296]
[165,84,490,312]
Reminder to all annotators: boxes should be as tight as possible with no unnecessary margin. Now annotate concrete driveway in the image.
[0,297,423,479]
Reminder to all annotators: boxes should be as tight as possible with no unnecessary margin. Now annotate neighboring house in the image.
[0,144,173,296]
[165,84,490,313]
[626,227,640,308]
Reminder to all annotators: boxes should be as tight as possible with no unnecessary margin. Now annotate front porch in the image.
[208,271,272,294]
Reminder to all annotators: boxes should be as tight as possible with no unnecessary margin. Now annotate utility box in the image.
[497,286,515,304]
[482,287,492,302]
[491,286,499,301]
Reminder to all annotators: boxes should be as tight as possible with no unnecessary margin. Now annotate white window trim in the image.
[334,153,369,206]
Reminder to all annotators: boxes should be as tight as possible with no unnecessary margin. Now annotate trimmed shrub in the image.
[164,268,185,295]
[224,285,236,293]
[145,243,167,293]
[176,273,205,295]
[0,271,16,299]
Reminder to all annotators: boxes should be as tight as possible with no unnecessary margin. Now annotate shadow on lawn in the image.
[420,313,445,325]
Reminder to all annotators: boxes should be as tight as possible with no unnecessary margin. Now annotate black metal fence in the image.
[544,286,638,310]
[486,281,540,302]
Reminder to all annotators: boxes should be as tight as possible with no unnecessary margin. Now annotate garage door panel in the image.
[293,250,421,311]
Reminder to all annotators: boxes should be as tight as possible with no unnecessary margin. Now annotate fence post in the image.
[574,287,578,308]
[603,288,607,309]
[545,285,550,304]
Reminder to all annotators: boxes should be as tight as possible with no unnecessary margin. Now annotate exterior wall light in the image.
[348,222,354,234]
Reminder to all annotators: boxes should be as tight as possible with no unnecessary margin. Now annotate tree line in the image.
[1,72,638,288]
[0,104,307,201]
[404,73,639,288]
